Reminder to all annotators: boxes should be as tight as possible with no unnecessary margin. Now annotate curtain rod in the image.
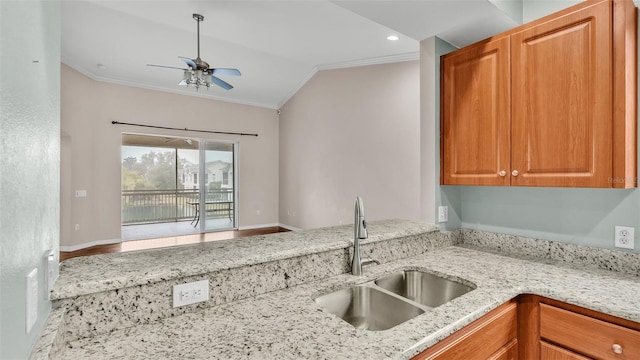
[111,121,258,137]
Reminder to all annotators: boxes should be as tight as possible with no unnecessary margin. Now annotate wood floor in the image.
[60,226,290,262]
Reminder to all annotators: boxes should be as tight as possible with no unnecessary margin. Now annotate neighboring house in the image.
[182,160,233,190]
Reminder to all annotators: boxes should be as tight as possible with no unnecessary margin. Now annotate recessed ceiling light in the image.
[387,35,399,41]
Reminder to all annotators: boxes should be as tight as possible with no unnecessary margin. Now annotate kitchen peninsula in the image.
[32,220,640,359]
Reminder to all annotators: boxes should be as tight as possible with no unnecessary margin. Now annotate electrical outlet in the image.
[45,250,56,300]
[173,280,209,307]
[615,226,635,249]
[74,224,80,231]
[438,206,449,223]
[26,268,38,333]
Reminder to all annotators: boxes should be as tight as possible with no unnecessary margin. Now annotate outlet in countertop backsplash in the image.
[30,220,449,359]
[31,220,640,359]
[461,229,640,277]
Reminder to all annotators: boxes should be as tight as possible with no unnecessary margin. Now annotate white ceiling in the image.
[62,1,520,109]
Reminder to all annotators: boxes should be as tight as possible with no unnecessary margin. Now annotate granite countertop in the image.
[57,245,640,359]
[53,219,439,299]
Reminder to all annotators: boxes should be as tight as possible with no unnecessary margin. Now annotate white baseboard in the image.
[59,238,121,252]
[278,223,302,232]
[61,224,302,252]
[238,223,302,231]
[237,223,281,231]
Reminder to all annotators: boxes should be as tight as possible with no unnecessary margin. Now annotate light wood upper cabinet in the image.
[511,1,612,187]
[441,0,637,188]
[441,36,511,186]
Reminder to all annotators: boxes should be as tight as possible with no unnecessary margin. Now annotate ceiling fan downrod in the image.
[193,13,204,61]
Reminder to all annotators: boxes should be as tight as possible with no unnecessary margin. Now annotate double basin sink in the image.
[314,270,475,331]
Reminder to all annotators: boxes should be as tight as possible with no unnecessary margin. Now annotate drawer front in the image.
[540,304,640,359]
[414,302,517,360]
[541,341,590,360]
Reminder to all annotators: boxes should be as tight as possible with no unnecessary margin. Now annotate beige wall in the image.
[61,65,279,248]
[279,61,421,229]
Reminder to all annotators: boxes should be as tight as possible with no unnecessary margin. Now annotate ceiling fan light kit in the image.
[147,13,241,91]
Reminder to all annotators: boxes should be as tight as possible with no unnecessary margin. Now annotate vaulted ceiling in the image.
[62,1,521,109]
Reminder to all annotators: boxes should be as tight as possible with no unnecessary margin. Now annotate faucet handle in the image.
[360,219,368,238]
[361,258,380,267]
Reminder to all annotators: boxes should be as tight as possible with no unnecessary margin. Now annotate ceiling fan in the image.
[147,13,241,91]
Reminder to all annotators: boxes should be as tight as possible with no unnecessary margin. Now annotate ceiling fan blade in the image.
[179,56,197,70]
[147,64,188,71]
[211,75,233,90]
[211,68,241,76]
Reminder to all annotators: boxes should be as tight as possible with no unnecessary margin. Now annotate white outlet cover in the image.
[438,206,449,223]
[45,250,56,300]
[173,280,209,308]
[615,226,635,250]
[26,268,38,333]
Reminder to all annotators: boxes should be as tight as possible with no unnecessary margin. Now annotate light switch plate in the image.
[26,268,38,333]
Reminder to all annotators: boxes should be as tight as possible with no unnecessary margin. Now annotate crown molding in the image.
[64,51,420,111]
[316,51,420,71]
[61,58,279,110]
[276,66,319,109]
[277,51,420,109]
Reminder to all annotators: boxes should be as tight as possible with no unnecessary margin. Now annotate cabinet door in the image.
[412,301,517,360]
[511,0,612,187]
[441,36,511,186]
[488,338,518,360]
[540,341,590,360]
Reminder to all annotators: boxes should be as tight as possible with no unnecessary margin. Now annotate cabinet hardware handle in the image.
[511,170,519,177]
[612,344,623,354]
[498,170,506,177]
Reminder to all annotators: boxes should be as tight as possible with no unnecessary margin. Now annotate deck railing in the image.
[121,188,233,225]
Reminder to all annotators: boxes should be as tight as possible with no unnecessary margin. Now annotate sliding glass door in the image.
[200,140,237,232]
[120,134,237,241]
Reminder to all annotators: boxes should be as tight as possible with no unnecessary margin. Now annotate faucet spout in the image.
[351,196,372,276]
[355,196,367,240]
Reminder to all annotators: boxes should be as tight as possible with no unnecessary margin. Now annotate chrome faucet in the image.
[351,196,379,275]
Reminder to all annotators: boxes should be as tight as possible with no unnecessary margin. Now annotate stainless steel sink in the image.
[374,270,475,308]
[314,285,424,331]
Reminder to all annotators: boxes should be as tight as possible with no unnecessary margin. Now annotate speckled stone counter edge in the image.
[54,227,454,346]
[461,229,640,277]
[52,220,440,299]
[29,301,69,360]
[51,245,640,360]
[34,226,640,359]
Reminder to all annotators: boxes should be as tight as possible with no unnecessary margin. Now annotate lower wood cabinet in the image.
[412,301,517,360]
[539,302,640,359]
[540,341,590,360]
[488,338,518,360]
[412,295,640,360]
